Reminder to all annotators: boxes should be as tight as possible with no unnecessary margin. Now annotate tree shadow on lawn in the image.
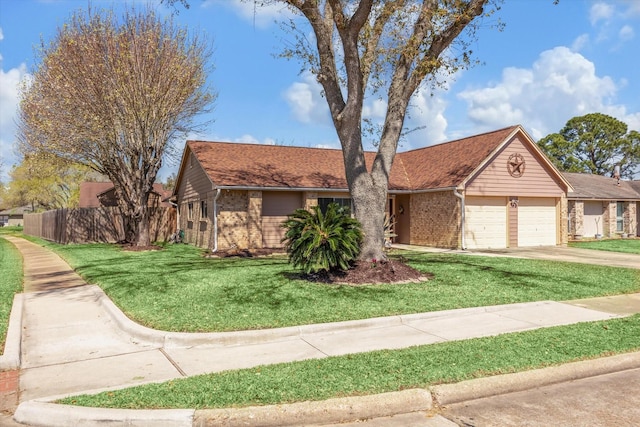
[402,253,634,299]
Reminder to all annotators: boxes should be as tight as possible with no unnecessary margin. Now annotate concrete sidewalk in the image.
[2,236,640,426]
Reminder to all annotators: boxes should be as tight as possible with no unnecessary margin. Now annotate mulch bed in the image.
[305,259,432,285]
[209,248,430,285]
[119,243,164,252]
[206,248,284,258]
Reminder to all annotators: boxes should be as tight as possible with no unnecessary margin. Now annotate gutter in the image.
[453,189,466,250]
[212,185,459,195]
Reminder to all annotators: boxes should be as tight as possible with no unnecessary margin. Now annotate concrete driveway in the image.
[392,243,640,270]
[467,245,640,270]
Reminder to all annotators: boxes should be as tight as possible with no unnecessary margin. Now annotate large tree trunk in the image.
[115,177,153,247]
[338,115,391,263]
[350,177,388,262]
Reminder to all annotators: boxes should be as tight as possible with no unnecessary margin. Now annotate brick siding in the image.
[409,191,460,248]
[247,191,263,248]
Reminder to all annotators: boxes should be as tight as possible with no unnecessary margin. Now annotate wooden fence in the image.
[24,207,176,244]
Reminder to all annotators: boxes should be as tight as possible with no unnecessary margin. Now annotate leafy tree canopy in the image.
[537,113,640,179]
[3,154,94,211]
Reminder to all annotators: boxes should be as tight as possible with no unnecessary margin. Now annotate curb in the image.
[13,401,194,427]
[430,350,640,406]
[0,294,23,371]
[193,389,433,427]
[94,282,563,350]
[12,351,640,426]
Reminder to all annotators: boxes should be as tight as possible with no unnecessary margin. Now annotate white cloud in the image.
[457,46,627,139]
[571,34,590,52]
[233,134,277,145]
[401,86,449,149]
[624,112,640,131]
[622,0,640,16]
[0,27,4,41]
[590,2,615,25]
[363,98,387,120]
[314,143,339,149]
[0,63,30,180]
[283,71,330,125]
[619,24,635,41]
[202,0,294,29]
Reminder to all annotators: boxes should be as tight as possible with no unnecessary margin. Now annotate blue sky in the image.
[1,0,639,183]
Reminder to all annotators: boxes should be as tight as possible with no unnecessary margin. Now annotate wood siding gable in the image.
[465,130,569,197]
[175,147,214,202]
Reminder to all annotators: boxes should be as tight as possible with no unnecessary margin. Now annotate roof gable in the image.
[397,126,519,189]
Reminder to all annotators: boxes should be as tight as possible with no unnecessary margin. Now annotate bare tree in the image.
[263,0,497,261]
[18,6,215,246]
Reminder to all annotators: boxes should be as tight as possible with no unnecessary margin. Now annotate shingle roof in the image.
[79,182,114,207]
[79,182,172,207]
[396,126,518,189]
[185,126,521,192]
[563,172,640,200]
[0,205,33,216]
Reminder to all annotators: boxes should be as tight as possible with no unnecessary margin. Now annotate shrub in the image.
[281,203,363,274]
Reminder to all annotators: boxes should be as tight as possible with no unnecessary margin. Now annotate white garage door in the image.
[518,198,557,246]
[465,196,507,249]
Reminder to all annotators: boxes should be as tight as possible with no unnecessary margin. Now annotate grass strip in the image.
[18,239,640,332]
[60,314,640,409]
[570,238,640,254]
[0,237,24,353]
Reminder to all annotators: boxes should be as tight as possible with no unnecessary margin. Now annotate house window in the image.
[201,200,208,219]
[318,197,352,213]
[187,202,194,219]
[616,202,624,232]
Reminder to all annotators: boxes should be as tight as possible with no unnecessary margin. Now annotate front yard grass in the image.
[569,238,640,254]
[0,237,24,353]
[33,239,640,333]
[60,314,640,409]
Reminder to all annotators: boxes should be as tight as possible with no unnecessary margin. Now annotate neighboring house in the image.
[563,172,639,238]
[0,205,33,226]
[79,182,173,208]
[173,125,573,251]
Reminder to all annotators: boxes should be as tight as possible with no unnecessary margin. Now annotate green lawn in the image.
[31,239,640,333]
[0,237,24,353]
[570,238,640,254]
[6,234,639,410]
[59,314,640,409]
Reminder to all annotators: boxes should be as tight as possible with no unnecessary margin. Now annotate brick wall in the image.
[409,191,460,248]
[568,200,584,237]
[603,201,616,237]
[304,191,318,210]
[247,191,263,248]
[628,202,638,236]
[217,190,249,249]
[0,369,19,411]
[559,195,569,245]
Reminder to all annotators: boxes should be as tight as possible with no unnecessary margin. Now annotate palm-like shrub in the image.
[281,203,363,274]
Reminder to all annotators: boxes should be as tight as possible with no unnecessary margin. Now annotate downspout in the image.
[212,189,221,252]
[453,189,466,250]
